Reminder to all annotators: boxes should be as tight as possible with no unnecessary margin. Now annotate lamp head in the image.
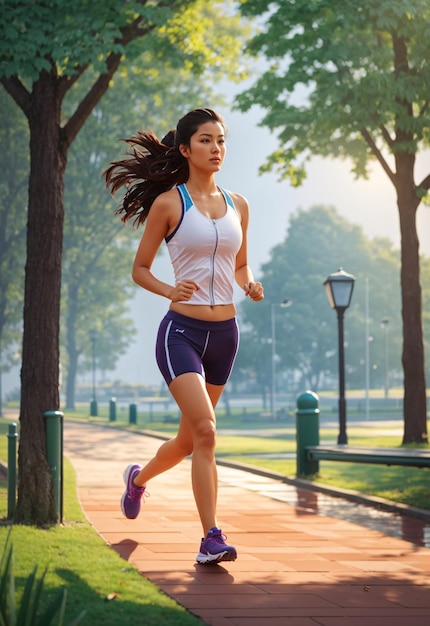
[324,268,355,311]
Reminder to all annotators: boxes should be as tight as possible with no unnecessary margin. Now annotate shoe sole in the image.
[196,549,237,564]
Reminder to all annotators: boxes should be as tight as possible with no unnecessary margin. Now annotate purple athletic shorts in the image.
[156,310,239,386]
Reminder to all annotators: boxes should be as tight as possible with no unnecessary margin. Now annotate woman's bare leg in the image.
[133,372,223,535]
[191,379,224,533]
[168,373,223,535]
[133,415,194,486]
[132,374,225,535]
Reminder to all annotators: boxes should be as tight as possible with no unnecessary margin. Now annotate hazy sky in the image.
[3,97,429,396]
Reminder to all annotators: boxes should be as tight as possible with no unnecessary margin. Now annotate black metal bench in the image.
[295,390,430,476]
[306,445,430,468]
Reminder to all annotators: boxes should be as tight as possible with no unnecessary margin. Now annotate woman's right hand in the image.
[169,280,200,302]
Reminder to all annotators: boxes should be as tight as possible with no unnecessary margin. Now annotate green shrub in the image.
[0,530,86,626]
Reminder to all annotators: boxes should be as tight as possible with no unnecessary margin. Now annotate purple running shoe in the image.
[196,527,237,564]
[121,463,145,519]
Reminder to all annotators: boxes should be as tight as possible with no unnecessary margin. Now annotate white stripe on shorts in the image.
[164,320,176,381]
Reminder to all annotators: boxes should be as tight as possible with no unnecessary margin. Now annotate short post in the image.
[109,397,117,422]
[90,398,98,417]
[89,329,98,416]
[129,403,137,425]
[296,390,320,476]
[45,411,63,522]
[7,423,18,519]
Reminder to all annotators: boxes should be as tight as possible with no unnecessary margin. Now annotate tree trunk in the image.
[16,73,67,524]
[396,155,428,444]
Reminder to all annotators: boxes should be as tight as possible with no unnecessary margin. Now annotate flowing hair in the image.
[104,108,226,227]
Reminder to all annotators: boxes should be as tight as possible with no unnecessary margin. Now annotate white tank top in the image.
[165,183,243,305]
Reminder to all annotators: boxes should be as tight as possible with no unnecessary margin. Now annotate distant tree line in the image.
[233,205,430,403]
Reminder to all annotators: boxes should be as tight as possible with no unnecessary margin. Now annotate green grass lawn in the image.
[0,419,201,626]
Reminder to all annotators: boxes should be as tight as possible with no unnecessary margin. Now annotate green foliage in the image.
[0,530,85,626]
[0,0,249,83]
[0,0,177,79]
[237,0,430,186]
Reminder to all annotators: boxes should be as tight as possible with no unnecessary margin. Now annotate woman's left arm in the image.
[233,193,264,302]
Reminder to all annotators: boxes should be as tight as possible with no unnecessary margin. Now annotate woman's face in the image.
[179,121,226,173]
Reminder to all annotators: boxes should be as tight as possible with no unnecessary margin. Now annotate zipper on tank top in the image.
[209,220,219,305]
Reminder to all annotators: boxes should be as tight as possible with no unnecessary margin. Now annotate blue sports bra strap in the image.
[177,183,193,212]
[220,187,236,212]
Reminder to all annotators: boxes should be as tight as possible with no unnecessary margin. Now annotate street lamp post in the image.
[89,330,98,417]
[381,318,389,398]
[324,268,355,444]
[271,299,292,420]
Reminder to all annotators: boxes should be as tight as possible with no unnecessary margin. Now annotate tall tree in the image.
[0,90,27,415]
[237,0,429,442]
[0,0,248,524]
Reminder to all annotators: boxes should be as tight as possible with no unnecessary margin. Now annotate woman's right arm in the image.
[132,194,199,302]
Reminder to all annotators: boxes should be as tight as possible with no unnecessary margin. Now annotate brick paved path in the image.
[64,420,430,626]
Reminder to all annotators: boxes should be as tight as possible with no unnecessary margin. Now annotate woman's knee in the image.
[193,420,216,449]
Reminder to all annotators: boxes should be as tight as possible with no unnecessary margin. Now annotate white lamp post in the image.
[271,299,292,419]
[381,318,390,398]
[324,268,355,444]
[89,329,98,417]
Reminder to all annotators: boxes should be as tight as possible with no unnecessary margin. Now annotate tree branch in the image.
[62,14,156,146]
[360,127,396,185]
[418,173,430,191]
[419,100,429,118]
[58,65,89,101]
[392,33,414,144]
[1,76,31,116]
[379,124,395,149]
[62,52,123,146]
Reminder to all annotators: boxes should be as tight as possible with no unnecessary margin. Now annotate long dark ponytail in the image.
[104,108,226,227]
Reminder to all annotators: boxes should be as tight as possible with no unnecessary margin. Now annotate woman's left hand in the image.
[244,282,264,301]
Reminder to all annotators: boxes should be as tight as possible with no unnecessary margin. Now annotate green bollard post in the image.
[296,390,320,477]
[90,399,98,417]
[7,423,18,519]
[109,397,116,422]
[45,411,63,522]
[129,403,137,425]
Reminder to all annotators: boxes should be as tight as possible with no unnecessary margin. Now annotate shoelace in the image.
[209,532,226,544]
[129,486,150,503]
